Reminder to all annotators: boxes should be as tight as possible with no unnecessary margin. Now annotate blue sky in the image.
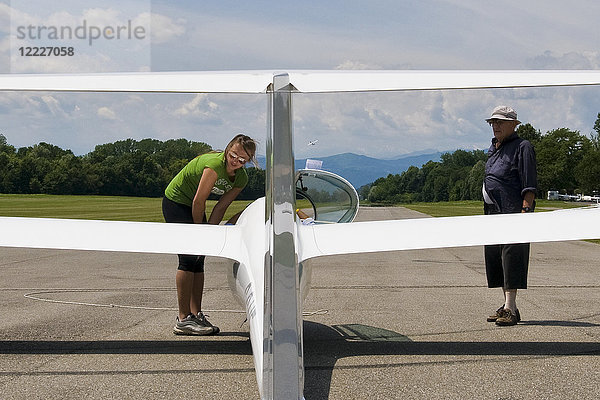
[1,0,600,158]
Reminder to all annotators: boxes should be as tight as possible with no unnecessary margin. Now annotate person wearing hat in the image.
[482,106,537,326]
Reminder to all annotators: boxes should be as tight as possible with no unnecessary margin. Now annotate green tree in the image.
[43,154,88,194]
[357,183,371,200]
[576,149,600,194]
[367,174,401,203]
[0,135,16,193]
[594,112,600,136]
[536,128,591,194]
[432,173,450,202]
[449,179,466,201]
[401,165,423,193]
[239,167,265,200]
[516,123,542,146]
[466,160,485,201]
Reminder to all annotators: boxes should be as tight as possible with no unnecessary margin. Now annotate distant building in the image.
[547,190,600,203]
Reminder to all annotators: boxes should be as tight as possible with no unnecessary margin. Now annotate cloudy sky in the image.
[1,0,600,158]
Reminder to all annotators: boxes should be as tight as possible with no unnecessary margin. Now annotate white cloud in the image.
[334,60,382,70]
[0,35,8,52]
[43,10,80,28]
[40,95,69,118]
[173,94,218,118]
[0,3,10,34]
[528,51,600,69]
[174,13,415,70]
[133,12,185,44]
[80,7,121,27]
[97,106,117,120]
[3,3,36,29]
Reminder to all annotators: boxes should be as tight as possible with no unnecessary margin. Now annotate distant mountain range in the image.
[257,151,442,188]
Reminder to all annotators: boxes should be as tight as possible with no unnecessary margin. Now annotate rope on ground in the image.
[22,288,328,316]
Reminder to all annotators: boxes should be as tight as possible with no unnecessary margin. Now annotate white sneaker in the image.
[196,312,220,334]
[173,313,215,335]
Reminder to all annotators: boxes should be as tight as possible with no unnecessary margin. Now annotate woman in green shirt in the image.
[162,134,257,335]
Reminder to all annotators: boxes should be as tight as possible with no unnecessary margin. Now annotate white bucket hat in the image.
[485,106,521,124]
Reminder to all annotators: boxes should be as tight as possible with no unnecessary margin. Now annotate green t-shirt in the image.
[165,151,248,207]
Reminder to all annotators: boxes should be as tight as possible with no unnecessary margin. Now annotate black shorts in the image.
[162,197,206,273]
[484,243,530,289]
[483,204,530,289]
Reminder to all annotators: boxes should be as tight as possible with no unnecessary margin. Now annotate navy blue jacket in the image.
[484,133,537,214]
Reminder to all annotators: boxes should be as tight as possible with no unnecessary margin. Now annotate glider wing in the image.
[298,206,600,262]
[0,216,243,260]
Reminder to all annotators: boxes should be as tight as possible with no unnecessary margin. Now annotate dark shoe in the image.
[196,312,220,335]
[495,309,519,326]
[487,306,520,322]
[173,313,215,335]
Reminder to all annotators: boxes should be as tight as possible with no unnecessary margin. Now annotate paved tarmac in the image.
[1,206,599,399]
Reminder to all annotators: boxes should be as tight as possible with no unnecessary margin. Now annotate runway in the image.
[1,206,598,399]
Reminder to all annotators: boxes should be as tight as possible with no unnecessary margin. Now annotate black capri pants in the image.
[162,197,207,273]
[484,242,530,289]
[483,204,531,289]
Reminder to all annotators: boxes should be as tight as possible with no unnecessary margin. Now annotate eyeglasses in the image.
[228,151,247,164]
[488,119,506,126]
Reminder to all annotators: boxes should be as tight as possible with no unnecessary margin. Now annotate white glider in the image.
[1,70,600,400]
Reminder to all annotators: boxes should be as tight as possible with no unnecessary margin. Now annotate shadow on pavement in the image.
[1,321,598,398]
[301,320,600,399]
[519,320,600,327]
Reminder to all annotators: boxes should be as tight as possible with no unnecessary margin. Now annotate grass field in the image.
[400,199,588,217]
[0,194,253,223]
